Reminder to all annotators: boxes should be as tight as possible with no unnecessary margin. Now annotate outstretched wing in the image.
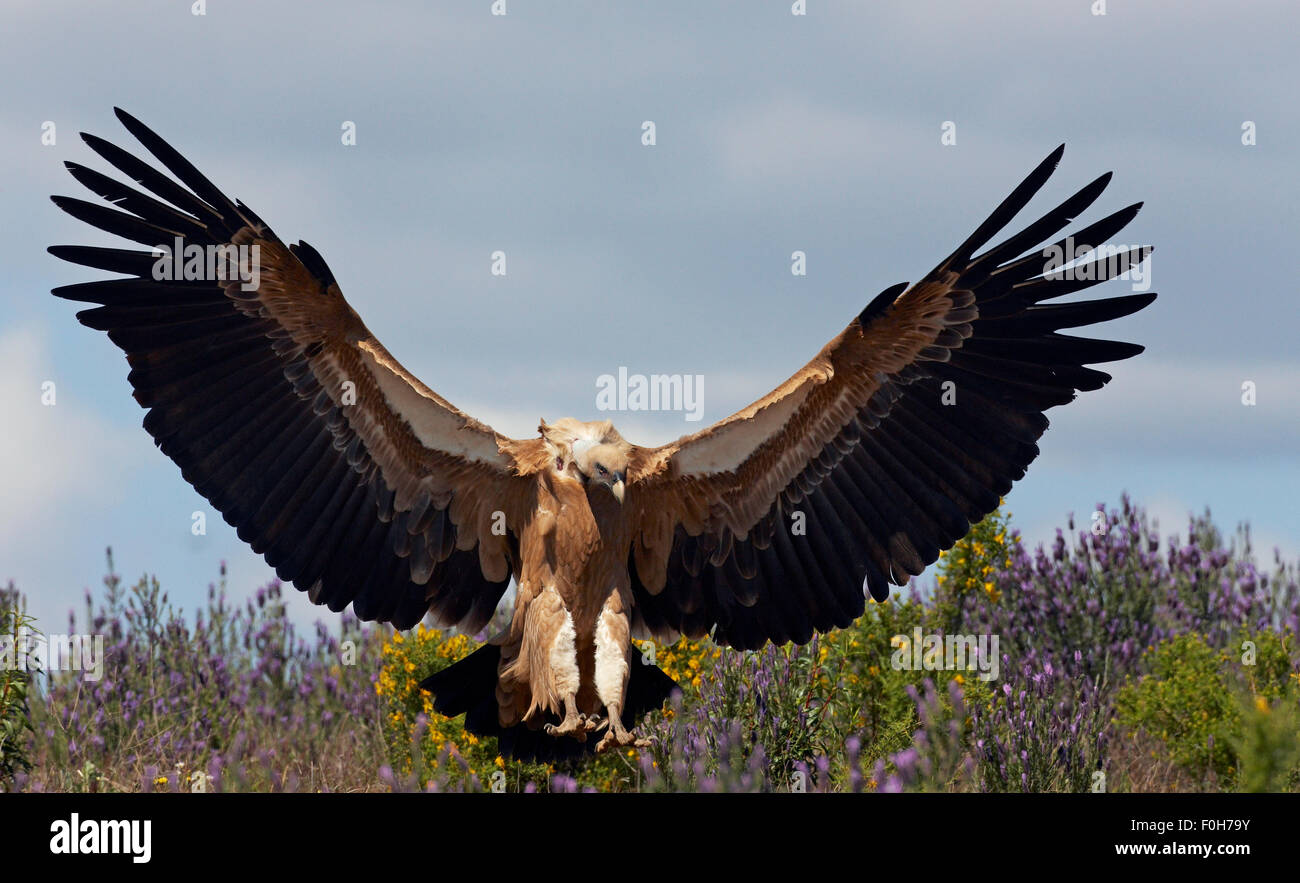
[49,108,547,632]
[625,145,1155,649]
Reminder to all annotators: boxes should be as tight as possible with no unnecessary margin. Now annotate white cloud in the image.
[0,325,141,540]
[0,324,146,629]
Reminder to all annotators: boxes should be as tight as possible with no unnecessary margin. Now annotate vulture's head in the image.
[539,418,630,503]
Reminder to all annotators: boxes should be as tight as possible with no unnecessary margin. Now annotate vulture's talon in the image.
[545,716,588,741]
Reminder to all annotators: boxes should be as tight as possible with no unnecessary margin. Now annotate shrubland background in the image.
[2,495,1297,793]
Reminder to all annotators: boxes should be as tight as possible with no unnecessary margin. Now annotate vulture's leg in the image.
[593,591,652,753]
[533,586,586,740]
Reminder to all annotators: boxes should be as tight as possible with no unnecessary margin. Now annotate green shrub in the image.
[1115,630,1299,789]
[1233,693,1300,792]
[0,585,36,787]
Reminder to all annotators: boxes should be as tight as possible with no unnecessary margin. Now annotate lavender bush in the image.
[875,495,1299,793]
[12,550,386,792]
[4,495,1296,793]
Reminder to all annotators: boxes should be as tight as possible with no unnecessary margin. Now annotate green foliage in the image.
[837,595,928,751]
[1115,630,1300,789]
[1114,634,1242,783]
[932,501,1016,632]
[1233,693,1300,793]
[0,585,36,787]
[838,593,997,782]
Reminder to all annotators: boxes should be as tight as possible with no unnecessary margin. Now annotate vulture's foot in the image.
[594,708,652,753]
[595,728,652,753]
[544,703,588,741]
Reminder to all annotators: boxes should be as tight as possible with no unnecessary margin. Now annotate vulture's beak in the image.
[611,475,625,504]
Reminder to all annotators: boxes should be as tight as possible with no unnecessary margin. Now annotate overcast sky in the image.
[2,0,1297,636]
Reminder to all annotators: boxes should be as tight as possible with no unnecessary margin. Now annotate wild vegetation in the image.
[3,495,1296,792]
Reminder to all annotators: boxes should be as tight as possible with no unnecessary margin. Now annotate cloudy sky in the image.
[2,0,1296,635]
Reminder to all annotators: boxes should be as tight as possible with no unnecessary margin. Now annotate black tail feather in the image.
[419,644,680,763]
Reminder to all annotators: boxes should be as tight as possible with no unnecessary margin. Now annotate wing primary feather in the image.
[112,107,249,225]
[944,144,1065,268]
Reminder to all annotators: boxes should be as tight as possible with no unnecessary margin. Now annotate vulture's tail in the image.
[419,644,680,762]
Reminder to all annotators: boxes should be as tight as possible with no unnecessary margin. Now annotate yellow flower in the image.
[154,776,168,786]
[953,673,965,685]
[495,756,506,769]
[1254,696,1270,714]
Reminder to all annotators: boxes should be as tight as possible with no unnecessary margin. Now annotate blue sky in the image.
[2,0,1297,635]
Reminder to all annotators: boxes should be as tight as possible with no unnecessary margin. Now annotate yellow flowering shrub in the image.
[933,502,1018,633]
[633,636,721,689]
[375,624,540,790]
[378,624,667,791]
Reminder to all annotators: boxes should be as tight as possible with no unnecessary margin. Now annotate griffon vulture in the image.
[50,109,1155,758]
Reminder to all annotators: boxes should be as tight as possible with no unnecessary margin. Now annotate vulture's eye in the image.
[597,465,608,477]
